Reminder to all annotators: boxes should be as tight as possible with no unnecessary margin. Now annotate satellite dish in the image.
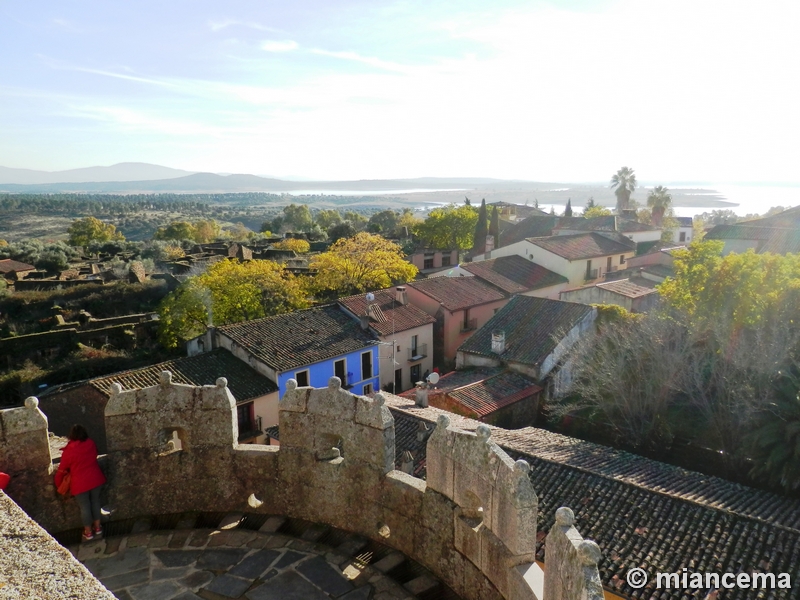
[366,292,375,302]
[427,372,440,384]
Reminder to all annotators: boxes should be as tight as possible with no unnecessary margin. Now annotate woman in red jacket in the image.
[54,424,107,541]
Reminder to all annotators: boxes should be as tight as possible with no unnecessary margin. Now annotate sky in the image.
[1,0,799,183]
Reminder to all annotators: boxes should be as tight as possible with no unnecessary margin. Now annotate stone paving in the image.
[69,517,440,600]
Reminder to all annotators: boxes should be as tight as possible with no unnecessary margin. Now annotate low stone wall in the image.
[1,375,602,600]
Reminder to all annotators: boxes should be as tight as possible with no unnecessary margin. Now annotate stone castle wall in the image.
[1,374,602,600]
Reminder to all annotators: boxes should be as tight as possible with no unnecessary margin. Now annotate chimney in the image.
[491,330,505,354]
[359,315,370,330]
[395,286,408,306]
[414,381,429,408]
[485,234,495,253]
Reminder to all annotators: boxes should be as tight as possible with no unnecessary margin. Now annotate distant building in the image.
[472,232,636,286]
[559,277,659,313]
[338,287,435,393]
[38,348,277,450]
[457,255,569,299]
[673,216,694,244]
[405,276,508,370]
[456,295,596,398]
[188,304,380,397]
[705,206,800,255]
[406,248,459,274]
[0,259,35,281]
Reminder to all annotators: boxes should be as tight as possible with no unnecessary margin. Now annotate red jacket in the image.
[54,439,106,496]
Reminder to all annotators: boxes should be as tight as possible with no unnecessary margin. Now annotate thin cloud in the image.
[261,40,298,52]
[209,19,281,33]
[310,49,411,73]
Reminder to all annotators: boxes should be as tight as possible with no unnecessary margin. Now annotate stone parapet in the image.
[0,375,601,600]
[543,508,603,600]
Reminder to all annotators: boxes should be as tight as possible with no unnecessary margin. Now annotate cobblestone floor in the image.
[69,516,444,600]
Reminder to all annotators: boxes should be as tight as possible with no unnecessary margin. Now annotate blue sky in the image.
[1,0,798,182]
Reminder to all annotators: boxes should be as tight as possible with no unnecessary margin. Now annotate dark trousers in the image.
[75,486,102,527]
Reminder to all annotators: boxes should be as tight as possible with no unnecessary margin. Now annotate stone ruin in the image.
[0,374,602,600]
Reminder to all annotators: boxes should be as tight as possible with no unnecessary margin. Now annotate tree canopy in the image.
[610,167,637,213]
[583,205,613,218]
[414,204,478,251]
[310,232,418,296]
[472,199,488,254]
[157,259,309,348]
[68,217,124,247]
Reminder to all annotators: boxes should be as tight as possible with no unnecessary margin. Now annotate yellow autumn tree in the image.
[310,232,418,296]
[67,217,125,247]
[157,259,310,347]
[273,238,311,253]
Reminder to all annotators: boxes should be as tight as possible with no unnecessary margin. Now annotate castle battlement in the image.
[0,374,602,600]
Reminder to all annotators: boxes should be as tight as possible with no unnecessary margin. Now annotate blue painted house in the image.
[188,304,380,399]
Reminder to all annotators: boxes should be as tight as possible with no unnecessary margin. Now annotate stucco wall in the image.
[276,346,380,396]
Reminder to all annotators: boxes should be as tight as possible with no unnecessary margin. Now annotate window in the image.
[606,256,612,272]
[411,335,419,355]
[586,260,592,277]
[361,351,372,380]
[334,359,346,383]
[395,368,403,392]
[679,232,687,242]
[423,258,434,269]
[237,403,254,433]
[363,383,373,395]
[441,255,451,267]
[620,255,626,265]
[410,364,421,385]
[295,370,309,387]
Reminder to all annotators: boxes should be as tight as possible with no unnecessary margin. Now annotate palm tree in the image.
[647,186,672,227]
[610,167,637,214]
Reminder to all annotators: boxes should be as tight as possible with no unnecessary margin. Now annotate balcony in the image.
[460,318,478,332]
[408,344,428,361]
[237,415,263,442]
[584,268,598,281]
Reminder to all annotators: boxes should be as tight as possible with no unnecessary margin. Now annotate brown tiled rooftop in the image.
[0,259,36,273]
[447,370,541,418]
[89,348,277,402]
[218,304,377,372]
[458,295,593,367]
[338,288,435,336]
[595,278,658,299]
[383,395,800,600]
[462,255,567,294]
[407,276,506,311]
[527,232,635,260]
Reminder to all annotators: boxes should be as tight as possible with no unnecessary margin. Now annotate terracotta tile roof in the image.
[447,370,541,418]
[88,348,277,402]
[0,259,35,273]
[554,216,659,234]
[383,396,800,600]
[399,367,507,398]
[407,276,506,311]
[595,278,658,299]
[462,255,567,294]
[218,304,378,372]
[338,289,435,336]
[458,296,593,367]
[527,233,634,260]
[499,215,562,247]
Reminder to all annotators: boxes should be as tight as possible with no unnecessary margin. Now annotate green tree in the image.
[194,219,221,243]
[747,368,800,492]
[68,217,124,247]
[583,205,613,218]
[646,186,672,227]
[396,209,421,238]
[489,206,500,248]
[414,204,478,251]
[367,210,400,235]
[315,209,343,230]
[310,232,418,296]
[585,197,597,210]
[343,211,368,230]
[158,260,309,348]
[563,199,573,217]
[472,199,488,254]
[611,166,637,213]
[154,221,196,242]
[283,204,313,231]
[328,221,358,243]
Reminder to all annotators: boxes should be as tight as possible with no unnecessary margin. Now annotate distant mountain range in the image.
[0,162,517,193]
[0,162,196,185]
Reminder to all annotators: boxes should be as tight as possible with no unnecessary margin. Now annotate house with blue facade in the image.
[186,304,380,400]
